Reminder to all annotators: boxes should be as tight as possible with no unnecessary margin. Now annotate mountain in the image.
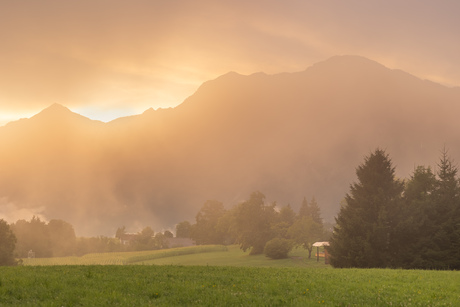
[1,55,460,236]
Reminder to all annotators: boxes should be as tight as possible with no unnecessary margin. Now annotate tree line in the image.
[0,216,179,265]
[329,148,460,270]
[0,191,329,265]
[175,192,330,259]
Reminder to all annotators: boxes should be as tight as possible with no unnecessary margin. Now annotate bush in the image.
[264,238,293,259]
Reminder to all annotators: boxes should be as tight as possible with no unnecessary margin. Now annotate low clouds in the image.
[0,198,47,224]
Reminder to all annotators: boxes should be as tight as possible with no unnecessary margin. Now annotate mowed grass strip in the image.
[135,245,329,268]
[0,265,459,306]
[21,245,228,266]
[21,245,329,268]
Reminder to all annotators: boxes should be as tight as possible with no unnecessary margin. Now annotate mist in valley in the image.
[1,56,460,237]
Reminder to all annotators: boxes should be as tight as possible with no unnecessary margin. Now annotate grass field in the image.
[21,245,329,268]
[4,245,459,306]
[1,265,459,306]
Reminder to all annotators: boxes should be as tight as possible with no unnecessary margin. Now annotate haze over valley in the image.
[1,55,460,236]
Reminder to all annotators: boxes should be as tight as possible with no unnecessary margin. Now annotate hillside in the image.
[1,55,460,236]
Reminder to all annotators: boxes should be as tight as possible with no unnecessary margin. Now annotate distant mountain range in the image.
[1,55,460,236]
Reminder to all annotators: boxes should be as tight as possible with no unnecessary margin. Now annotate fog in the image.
[1,56,460,236]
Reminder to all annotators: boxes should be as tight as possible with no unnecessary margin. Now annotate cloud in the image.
[1,0,460,123]
[0,198,47,224]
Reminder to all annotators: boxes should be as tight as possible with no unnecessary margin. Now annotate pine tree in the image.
[298,196,323,225]
[309,197,323,225]
[396,166,437,268]
[430,148,460,269]
[298,197,309,217]
[328,149,404,268]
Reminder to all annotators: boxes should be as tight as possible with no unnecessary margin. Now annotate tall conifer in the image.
[328,149,404,268]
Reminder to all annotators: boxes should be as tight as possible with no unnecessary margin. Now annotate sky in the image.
[1,0,460,126]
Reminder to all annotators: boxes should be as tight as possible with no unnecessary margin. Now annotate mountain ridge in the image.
[1,55,460,236]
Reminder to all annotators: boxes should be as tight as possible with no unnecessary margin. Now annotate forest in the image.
[329,148,460,270]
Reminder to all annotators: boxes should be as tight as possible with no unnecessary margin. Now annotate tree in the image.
[175,221,192,238]
[11,216,52,258]
[430,148,460,269]
[232,191,277,255]
[191,200,227,245]
[164,230,174,238]
[328,149,404,268]
[298,197,309,217]
[287,216,324,258]
[298,196,323,225]
[395,166,437,268]
[271,204,296,238]
[47,219,76,257]
[308,197,323,225]
[115,226,126,240]
[133,226,155,250]
[0,219,17,266]
[153,232,169,249]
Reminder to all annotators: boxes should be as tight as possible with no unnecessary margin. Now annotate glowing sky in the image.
[1,0,459,125]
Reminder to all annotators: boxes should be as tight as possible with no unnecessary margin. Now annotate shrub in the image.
[264,238,293,259]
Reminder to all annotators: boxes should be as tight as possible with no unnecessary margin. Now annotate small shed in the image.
[312,241,330,264]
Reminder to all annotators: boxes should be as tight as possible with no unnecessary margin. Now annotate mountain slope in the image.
[1,55,460,236]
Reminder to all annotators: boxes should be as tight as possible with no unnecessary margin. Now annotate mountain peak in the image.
[309,55,389,72]
[35,103,74,117]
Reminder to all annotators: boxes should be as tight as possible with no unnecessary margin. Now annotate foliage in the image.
[11,216,53,258]
[115,226,126,239]
[329,149,404,268]
[288,216,324,258]
[299,197,323,225]
[175,221,192,238]
[0,219,17,266]
[271,204,296,238]
[232,192,277,254]
[399,149,460,269]
[164,230,174,238]
[264,238,293,259]
[47,219,77,257]
[330,147,460,270]
[1,265,459,306]
[191,200,227,245]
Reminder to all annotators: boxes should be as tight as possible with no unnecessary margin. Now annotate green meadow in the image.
[1,245,458,306]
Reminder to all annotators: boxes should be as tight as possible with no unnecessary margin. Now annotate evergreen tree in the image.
[396,166,437,268]
[430,148,460,269]
[298,197,323,225]
[309,197,323,225]
[299,197,309,217]
[328,149,404,268]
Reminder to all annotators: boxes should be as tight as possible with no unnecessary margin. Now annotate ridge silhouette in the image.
[1,55,459,236]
